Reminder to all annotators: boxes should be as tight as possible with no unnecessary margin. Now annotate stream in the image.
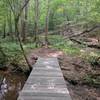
[0,71,27,100]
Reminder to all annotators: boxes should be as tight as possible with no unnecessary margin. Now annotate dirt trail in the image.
[28,47,100,100]
[28,47,63,57]
[27,47,63,65]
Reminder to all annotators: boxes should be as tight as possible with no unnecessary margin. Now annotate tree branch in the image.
[17,0,30,18]
[6,0,16,16]
[67,25,100,39]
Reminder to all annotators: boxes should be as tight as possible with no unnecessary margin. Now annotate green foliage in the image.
[0,0,100,33]
[48,35,80,55]
[83,74,100,87]
[0,38,36,65]
[81,50,100,65]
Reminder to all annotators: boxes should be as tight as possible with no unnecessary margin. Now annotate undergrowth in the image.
[0,38,36,68]
[48,35,100,65]
[48,35,80,55]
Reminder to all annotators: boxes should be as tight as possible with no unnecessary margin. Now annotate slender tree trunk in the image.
[21,0,28,42]
[7,0,32,71]
[9,10,13,34]
[44,0,50,47]
[21,19,26,41]
[3,20,6,38]
[15,17,32,71]
[7,9,13,39]
[34,0,39,47]
[0,46,7,64]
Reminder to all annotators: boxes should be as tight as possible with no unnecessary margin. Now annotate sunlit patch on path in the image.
[47,51,63,57]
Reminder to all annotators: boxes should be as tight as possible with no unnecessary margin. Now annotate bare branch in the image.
[6,0,15,16]
[17,0,30,18]
[6,0,30,19]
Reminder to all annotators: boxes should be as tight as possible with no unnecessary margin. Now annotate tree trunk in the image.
[21,0,28,42]
[34,0,39,47]
[7,9,13,39]
[15,17,32,71]
[9,10,13,40]
[44,0,50,47]
[9,10,13,34]
[3,20,6,38]
[7,0,31,71]
[21,19,26,41]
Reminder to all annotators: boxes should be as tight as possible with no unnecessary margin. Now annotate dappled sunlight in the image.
[55,88,67,94]
[80,49,85,53]
[90,52,98,56]
[47,51,63,57]
[28,47,64,58]
[46,65,53,69]
[31,84,38,89]
[43,61,49,64]
[30,83,69,94]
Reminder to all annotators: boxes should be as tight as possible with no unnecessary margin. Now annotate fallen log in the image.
[88,44,100,49]
[70,38,100,49]
[65,25,100,39]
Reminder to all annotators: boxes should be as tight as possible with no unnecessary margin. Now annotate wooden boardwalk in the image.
[18,57,72,100]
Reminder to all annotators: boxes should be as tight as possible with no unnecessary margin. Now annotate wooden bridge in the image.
[18,57,72,100]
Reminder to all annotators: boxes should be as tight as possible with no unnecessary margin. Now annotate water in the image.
[0,71,27,100]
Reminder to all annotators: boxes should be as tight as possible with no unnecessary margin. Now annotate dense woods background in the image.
[0,0,100,39]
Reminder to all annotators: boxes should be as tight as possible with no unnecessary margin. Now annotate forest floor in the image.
[0,35,100,100]
[28,47,100,100]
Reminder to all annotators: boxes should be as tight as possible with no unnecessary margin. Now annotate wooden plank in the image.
[30,72,62,77]
[26,77,65,85]
[33,58,60,68]
[33,64,60,68]
[19,90,69,97]
[18,96,71,100]
[33,67,60,71]
[18,57,72,100]
[31,69,62,73]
